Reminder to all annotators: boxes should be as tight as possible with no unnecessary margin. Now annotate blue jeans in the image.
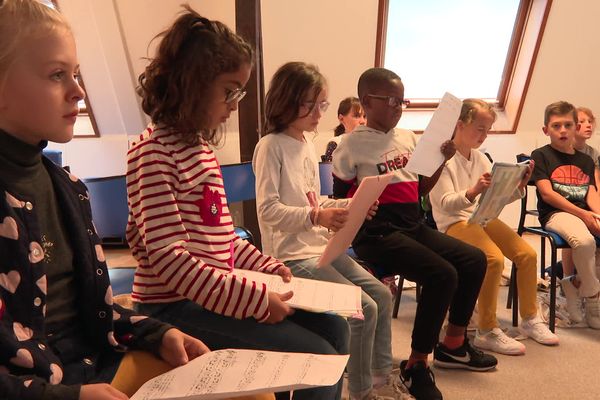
[135,300,349,400]
[286,254,393,395]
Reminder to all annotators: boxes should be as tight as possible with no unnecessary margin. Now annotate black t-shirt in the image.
[531,144,596,226]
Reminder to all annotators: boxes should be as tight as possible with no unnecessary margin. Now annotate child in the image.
[126,8,349,400]
[561,106,599,306]
[0,1,211,399]
[531,101,600,329]
[429,99,559,356]
[322,97,365,162]
[332,68,497,400]
[253,62,409,400]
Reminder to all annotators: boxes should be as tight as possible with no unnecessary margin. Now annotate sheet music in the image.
[317,174,393,268]
[131,349,350,400]
[468,162,528,225]
[405,92,462,177]
[233,269,362,318]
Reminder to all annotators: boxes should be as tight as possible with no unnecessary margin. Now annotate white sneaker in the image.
[560,277,584,323]
[474,327,526,355]
[374,374,415,400]
[519,315,559,345]
[584,295,600,329]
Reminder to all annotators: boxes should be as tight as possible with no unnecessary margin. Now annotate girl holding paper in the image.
[252,62,409,400]
[429,99,558,355]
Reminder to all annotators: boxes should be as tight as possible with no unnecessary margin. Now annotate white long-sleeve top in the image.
[429,149,522,233]
[253,133,349,261]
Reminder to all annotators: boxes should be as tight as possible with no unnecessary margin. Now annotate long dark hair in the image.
[264,62,326,134]
[137,4,253,145]
[334,97,362,136]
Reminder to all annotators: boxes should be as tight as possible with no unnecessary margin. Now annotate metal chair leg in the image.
[512,266,519,327]
[393,276,403,318]
[549,244,557,332]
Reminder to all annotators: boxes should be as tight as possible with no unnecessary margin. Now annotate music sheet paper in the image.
[468,162,529,226]
[317,174,393,268]
[233,269,362,318]
[405,92,462,177]
[131,349,350,400]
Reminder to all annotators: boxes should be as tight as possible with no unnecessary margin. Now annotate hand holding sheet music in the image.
[468,161,529,226]
[131,349,350,400]
[233,269,363,318]
[317,174,393,268]
[405,92,462,177]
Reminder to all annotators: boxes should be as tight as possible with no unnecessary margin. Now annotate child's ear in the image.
[542,126,549,135]
[338,114,344,122]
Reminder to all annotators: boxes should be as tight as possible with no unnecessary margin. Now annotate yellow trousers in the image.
[111,351,275,400]
[446,219,538,330]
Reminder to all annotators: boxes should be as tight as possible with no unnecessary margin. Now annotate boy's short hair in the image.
[357,68,401,100]
[544,101,578,126]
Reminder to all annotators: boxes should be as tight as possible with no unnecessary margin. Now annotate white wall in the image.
[54,0,600,225]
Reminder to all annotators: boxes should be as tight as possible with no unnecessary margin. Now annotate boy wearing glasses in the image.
[332,68,497,400]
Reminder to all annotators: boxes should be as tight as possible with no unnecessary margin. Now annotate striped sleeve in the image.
[126,138,270,321]
[232,235,284,274]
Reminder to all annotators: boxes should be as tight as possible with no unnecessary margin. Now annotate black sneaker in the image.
[433,338,498,371]
[399,360,443,400]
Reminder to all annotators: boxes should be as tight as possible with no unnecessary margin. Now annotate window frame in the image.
[375,0,553,133]
[52,0,100,138]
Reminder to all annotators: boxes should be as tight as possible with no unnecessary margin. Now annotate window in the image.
[48,0,100,137]
[375,0,553,132]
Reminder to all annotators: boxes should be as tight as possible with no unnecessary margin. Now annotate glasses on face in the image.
[366,94,410,109]
[224,87,247,104]
[302,100,330,114]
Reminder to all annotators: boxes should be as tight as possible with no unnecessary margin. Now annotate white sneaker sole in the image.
[433,359,497,371]
[473,339,525,356]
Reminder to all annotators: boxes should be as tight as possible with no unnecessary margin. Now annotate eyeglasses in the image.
[302,100,330,114]
[225,87,247,104]
[366,94,410,109]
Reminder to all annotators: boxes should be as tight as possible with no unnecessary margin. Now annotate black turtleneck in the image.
[0,129,79,332]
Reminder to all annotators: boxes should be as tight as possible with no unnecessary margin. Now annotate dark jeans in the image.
[135,300,350,400]
[354,222,486,354]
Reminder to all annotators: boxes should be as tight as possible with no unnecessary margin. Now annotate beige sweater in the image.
[429,149,522,232]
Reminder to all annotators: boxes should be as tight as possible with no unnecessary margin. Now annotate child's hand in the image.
[275,265,293,282]
[518,160,535,189]
[264,291,295,324]
[466,173,492,202]
[159,329,210,367]
[80,384,129,399]
[318,208,349,231]
[365,200,379,221]
[441,140,456,161]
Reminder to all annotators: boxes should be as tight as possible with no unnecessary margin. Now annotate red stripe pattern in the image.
[126,128,283,321]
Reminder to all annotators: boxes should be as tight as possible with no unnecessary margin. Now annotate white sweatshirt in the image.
[253,133,349,261]
[429,149,522,233]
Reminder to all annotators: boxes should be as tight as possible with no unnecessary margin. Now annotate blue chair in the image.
[42,149,63,166]
[82,175,129,246]
[108,268,136,296]
[220,162,256,203]
[319,162,334,196]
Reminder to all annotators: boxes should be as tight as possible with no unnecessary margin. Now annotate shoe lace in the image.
[465,339,485,357]
[387,374,415,399]
[586,298,600,316]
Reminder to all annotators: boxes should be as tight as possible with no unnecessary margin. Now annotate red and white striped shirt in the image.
[126,127,284,321]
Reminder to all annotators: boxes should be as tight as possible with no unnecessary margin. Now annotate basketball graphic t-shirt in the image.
[531,144,596,226]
